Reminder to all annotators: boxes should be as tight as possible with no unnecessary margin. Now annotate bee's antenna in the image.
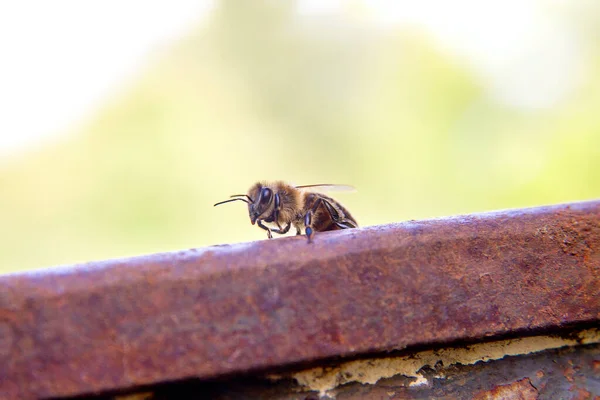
[230,194,253,202]
[214,198,250,207]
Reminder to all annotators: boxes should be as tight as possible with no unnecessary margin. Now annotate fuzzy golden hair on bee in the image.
[214,181,357,242]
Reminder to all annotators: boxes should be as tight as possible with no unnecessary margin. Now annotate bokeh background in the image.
[1,1,599,273]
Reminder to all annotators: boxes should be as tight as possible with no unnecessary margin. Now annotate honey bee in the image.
[214,181,358,241]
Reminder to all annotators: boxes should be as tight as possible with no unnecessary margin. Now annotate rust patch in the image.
[569,386,593,400]
[536,370,544,378]
[593,360,600,375]
[473,377,538,400]
[564,365,576,382]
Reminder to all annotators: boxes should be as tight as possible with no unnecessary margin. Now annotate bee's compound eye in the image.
[260,188,272,204]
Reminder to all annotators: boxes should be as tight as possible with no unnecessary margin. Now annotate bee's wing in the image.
[295,184,356,193]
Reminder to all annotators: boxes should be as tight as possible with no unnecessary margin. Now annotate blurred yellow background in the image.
[1,1,599,273]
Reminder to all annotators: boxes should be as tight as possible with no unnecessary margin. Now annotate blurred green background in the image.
[1,1,599,273]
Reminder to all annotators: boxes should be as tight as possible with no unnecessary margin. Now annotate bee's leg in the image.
[271,222,291,235]
[304,198,323,242]
[296,229,302,236]
[304,211,314,241]
[257,220,273,239]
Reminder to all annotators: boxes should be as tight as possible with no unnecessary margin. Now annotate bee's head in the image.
[247,183,275,225]
[213,182,275,225]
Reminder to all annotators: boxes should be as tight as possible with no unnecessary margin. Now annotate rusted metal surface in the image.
[0,200,599,399]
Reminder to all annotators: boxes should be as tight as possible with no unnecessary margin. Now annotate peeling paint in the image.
[273,328,600,397]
